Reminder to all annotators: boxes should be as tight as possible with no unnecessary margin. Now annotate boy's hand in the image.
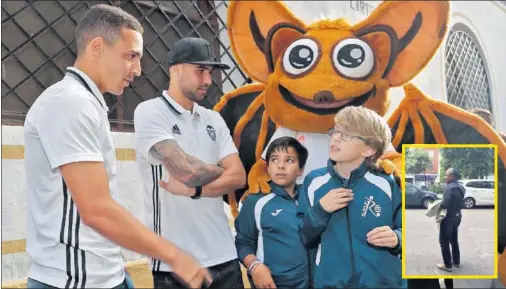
[319,188,354,213]
[252,263,277,288]
[367,226,398,248]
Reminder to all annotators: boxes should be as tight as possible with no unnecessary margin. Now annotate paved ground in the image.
[404,207,495,277]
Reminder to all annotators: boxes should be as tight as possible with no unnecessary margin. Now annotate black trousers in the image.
[152,258,244,289]
[439,214,462,268]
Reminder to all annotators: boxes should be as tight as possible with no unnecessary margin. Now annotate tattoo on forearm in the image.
[150,139,224,187]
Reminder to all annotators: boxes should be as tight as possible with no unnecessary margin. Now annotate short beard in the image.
[182,88,200,102]
[179,78,204,102]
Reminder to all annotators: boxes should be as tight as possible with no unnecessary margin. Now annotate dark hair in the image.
[499,132,506,142]
[469,107,493,125]
[75,4,144,55]
[265,136,308,169]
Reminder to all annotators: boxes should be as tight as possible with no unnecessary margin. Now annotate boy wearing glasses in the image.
[298,106,404,288]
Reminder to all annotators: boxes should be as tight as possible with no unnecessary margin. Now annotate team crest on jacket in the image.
[206,125,216,141]
[362,196,382,218]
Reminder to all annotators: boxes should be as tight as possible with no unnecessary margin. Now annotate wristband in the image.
[250,262,261,275]
[191,186,202,199]
[247,259,262,275]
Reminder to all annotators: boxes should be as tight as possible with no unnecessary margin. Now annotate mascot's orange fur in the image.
[214,1,505,283]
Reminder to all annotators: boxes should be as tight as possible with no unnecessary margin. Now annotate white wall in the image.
[409,0,506,132]
[448,1,506,132]
[2,0,506,283]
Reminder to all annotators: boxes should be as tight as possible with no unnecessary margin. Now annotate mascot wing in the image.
[388,83,506,267]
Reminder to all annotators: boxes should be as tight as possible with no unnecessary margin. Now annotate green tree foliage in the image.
[405,148,431,175]
[439,148,494,179]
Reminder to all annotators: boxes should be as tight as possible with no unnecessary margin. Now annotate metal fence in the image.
[2,0,250,131]
[444,28,493,114]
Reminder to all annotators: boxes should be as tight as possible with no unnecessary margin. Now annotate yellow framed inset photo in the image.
[401,144,498,280]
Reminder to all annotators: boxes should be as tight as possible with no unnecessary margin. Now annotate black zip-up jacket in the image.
[441,181,465,218]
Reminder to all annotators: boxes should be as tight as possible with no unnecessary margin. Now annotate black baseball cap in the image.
[167,37,230,70]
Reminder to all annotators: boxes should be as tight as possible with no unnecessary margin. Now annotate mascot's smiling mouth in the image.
[279,84,376,115]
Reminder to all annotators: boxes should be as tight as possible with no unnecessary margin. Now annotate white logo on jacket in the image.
[362,196,381,217]
[272,209,283,216]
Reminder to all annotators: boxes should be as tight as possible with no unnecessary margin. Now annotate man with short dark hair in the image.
[134,37,247,288]
[437,168,465,272]
[24,4,210,288]
[470,108,493,126]
[500,132,506,143]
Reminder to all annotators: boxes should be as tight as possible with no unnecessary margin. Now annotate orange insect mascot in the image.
[214,0,505,285]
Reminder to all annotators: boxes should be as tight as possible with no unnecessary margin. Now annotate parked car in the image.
[405,183,440,209]
[458,179,495,209]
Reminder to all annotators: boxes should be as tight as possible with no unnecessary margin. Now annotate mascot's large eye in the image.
[282,38,319,76]
[332,38,374,79]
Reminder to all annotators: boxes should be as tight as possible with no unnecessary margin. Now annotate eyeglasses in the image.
[328,128,370,143]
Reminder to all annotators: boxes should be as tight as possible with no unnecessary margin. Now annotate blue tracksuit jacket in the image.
[235,183,309,288]
[298,160,404,288]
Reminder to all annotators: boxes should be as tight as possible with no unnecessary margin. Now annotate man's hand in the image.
[252,263,277,288]
[60,161,212,288]
[169,250,213,288]
[367,226,399,248]
[319,188,354,213]
[158,176,195,197]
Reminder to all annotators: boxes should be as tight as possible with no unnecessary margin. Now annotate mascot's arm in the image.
[378,150,403,179]
[242,159,271,202]
[388,84,506,277]
[388,84,506,151]
[387,83,506,170]
[214,83,278,217]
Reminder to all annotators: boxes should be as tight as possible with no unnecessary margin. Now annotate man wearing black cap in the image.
[133,37,247,288]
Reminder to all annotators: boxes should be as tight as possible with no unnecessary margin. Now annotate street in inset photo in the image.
[403,145,497,278]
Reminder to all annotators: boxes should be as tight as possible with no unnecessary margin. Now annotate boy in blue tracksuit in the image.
[298,106,405,288]
[235,136,310,288]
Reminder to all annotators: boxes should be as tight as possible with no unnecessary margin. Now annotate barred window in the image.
[1,1,249,131]
[444,24,493,115]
